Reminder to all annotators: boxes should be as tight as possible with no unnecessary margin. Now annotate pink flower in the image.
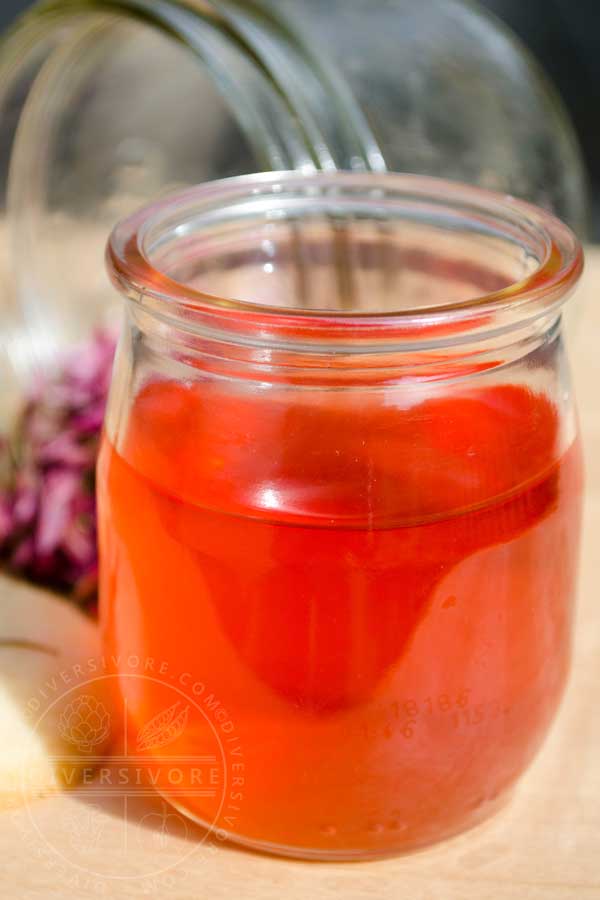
[0,329,116,608]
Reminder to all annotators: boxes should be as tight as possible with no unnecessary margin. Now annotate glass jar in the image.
[0,0,588,405]
[98,171,583,859]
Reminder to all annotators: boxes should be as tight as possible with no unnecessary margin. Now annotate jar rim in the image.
[106,171,583,346]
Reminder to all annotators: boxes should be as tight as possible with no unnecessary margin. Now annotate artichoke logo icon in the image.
[58,695,111,752]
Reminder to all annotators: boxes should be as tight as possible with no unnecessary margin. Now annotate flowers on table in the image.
[0,330,116,608]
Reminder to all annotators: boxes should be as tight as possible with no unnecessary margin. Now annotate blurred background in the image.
[2,0,599,235]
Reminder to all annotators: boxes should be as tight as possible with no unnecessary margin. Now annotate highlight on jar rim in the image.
[107,171,583,337]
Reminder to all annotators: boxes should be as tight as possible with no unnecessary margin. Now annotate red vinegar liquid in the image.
[98,378,582,857]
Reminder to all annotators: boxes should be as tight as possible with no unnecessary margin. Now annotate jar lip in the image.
[106,171,583,343]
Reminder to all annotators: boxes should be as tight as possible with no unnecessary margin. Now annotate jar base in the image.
[161,789,514,862]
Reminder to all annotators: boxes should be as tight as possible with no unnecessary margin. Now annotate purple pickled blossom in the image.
[0,492,13,545]
[63,522,97,568]
[12,473,39,527]
[35,469,81,557]
[42,382,95,411]
[11,535,35,569]
[71,491,96,517]
[0,329,117,608]
[20,407,43,444]
[69,407,106,437]
[37,432,94,467]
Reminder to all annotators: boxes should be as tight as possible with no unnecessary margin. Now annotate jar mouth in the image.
[106,171,583,346]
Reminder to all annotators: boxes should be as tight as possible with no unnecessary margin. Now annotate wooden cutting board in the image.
[1,253,600,900]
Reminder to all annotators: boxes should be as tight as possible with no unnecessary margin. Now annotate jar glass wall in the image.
[98,172,583,859]
[0,0,588,416]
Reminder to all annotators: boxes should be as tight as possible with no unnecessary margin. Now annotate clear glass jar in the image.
[98,171,584,859]
[0,0,588,409]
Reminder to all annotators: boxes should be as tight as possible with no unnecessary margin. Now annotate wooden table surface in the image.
[1,253,599,900]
